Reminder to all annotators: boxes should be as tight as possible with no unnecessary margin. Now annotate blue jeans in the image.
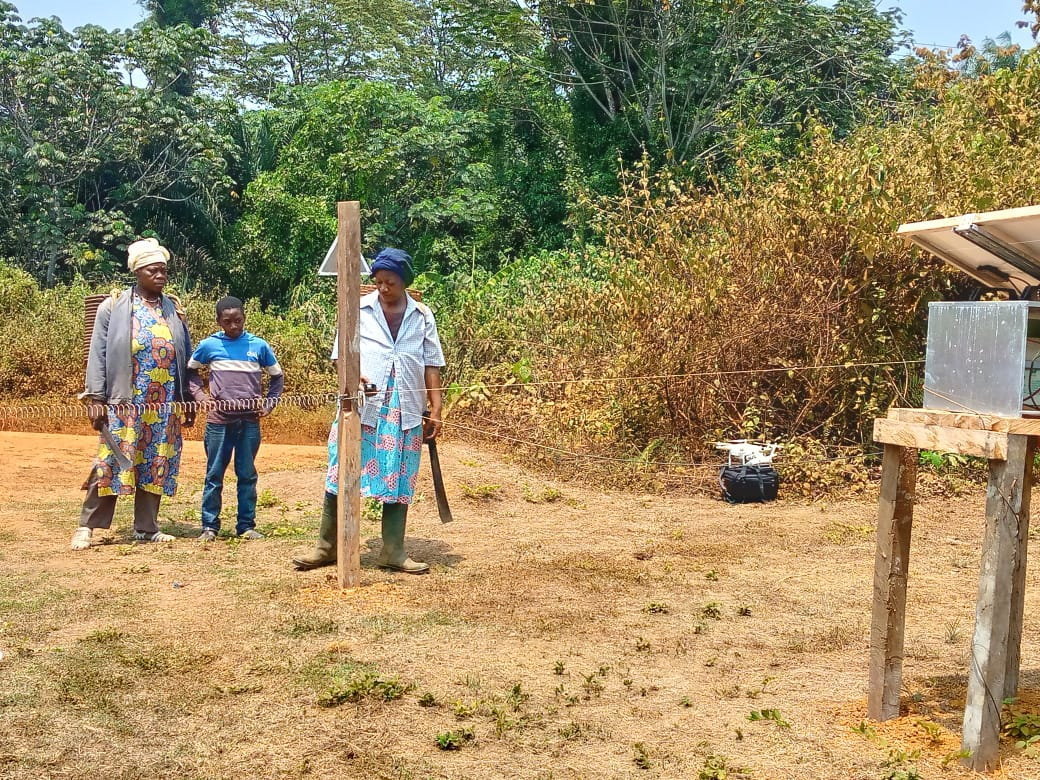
[201,419,261,534]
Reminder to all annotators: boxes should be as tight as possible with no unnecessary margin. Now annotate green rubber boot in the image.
[292,492,338,570]
[377,503,429,574]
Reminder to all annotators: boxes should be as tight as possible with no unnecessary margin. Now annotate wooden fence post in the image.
[868,443,917,721]
[336,201,362,589]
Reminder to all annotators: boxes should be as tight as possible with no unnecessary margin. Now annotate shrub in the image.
[439,54,1040,488]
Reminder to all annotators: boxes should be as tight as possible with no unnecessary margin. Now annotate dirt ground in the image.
[1,431,1039,780]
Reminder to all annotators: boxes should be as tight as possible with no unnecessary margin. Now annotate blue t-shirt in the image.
[187,332,284,422]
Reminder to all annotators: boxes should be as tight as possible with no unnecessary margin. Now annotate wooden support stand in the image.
[336,202,362,589]
[870,408,1036,771]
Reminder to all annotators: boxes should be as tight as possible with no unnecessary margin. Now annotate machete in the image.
[426,437,453,523]
[423,411,453,523]
[100,422,134,471]
[88,405,132,470]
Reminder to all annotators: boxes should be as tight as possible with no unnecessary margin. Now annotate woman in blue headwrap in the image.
[292,248,446,573]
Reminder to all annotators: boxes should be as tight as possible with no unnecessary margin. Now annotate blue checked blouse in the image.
[333,290,446,430]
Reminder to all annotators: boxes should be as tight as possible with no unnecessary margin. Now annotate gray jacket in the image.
[82,288,193,404]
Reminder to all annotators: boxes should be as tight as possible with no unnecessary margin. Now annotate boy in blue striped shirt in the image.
[188,296,284,540]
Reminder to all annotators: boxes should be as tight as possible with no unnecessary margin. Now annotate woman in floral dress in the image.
[71,238,195,550]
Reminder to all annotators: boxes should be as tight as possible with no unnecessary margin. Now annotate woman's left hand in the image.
[423,412,442,441]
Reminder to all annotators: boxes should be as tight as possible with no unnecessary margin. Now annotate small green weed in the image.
[459,482,501,500]
[635,637,651,652]
[285,613,338,637]
[705,569,720,581]
[362,498,381,523]
[558,721,583,741]
[256,489,283,509]
[418,692,438,707]
[744,676,774,700]
[453,699,479,719]
[880,747,923,780]
[435,727,474,750]
[1003,701,1040,754]
[644,601,670,614]
[701,602,723,620]
[699,755,750,779]
[747,708,790,728]
[737,605,752,617]
[940,749,971,767]
[915,718,944,745]
[488,705,517,737]
[632,742,651,770]
[852,720,878,739]
[318,671,411,706]
[553,659,565,675]
[507,682,529,712]
[919,449,970,472]
[581,672,604,699]
[522,485,563,503]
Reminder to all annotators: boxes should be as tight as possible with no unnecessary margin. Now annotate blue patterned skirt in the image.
[325,370,423,503]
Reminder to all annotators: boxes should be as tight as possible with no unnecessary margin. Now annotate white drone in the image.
[714,439,779,466]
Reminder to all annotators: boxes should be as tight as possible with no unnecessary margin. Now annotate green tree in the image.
[214,0,422,103]
[954,31,1026,77]
[403,0,542,93]
[0,5,231,285]
[140,0,227,30]
[139,0,226,95]
[228,80,525,302]
[530,0,909,180]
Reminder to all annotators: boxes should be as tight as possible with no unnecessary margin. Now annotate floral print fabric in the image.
[325,369,423,503]
[94,295,183,497]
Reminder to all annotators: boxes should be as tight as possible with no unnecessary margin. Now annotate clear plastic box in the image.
[925,300,1040,416]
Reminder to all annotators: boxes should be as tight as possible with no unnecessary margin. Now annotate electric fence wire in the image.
[355,357,926,399]
[436,413,884,475]
[0,358,923,420]
[0,358,918,474]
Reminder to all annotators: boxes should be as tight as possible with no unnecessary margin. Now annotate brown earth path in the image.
[0,431,1037,779]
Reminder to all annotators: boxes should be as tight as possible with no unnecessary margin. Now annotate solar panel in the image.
[898,205,1040,292]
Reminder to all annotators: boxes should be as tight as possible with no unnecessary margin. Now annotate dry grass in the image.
[0,431,1038,779]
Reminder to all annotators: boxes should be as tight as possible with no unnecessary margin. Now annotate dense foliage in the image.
[2,0,1039,477]
[0,0,930,294]
[447,52,1040,466]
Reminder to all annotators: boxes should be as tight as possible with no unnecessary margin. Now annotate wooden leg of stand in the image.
[962,434,1032,770]
[868,444,917,721]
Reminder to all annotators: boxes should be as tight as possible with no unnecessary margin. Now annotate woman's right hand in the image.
[87,404,107,431]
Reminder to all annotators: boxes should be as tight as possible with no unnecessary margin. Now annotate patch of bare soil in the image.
[0,431,1037,779]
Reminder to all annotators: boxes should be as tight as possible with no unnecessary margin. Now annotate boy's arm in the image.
[186,341,211,404]
[260,341,284,416]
